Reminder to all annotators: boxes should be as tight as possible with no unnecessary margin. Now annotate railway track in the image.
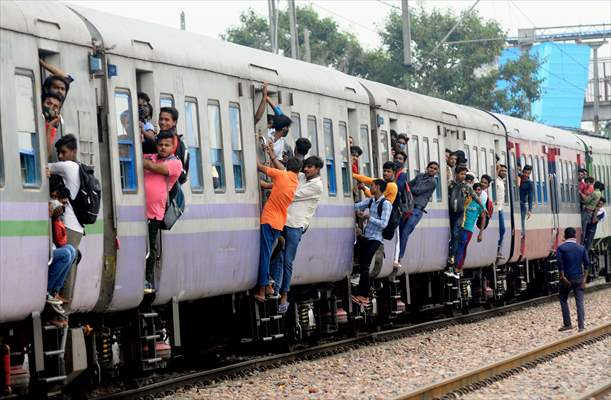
[91,283,611,400]
[393,322,611,400]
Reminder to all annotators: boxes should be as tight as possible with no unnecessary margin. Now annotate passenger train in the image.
[0,2,609,396]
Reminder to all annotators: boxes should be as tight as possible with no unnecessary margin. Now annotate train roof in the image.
[493,113,584,151]
[66,4,370,105]
[358,79,501,135]
[575,133,611,155]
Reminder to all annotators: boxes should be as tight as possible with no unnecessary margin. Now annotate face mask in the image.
[138,105,148,121]
[398,143,406,151]
[43,105,58,121]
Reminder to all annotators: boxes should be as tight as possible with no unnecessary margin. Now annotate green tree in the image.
[221,6,366,74]
[363,8,542,118]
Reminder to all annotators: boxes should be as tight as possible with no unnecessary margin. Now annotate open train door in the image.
[547,146,561,249]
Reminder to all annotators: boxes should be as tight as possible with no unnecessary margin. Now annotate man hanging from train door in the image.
[580,181,604,243]
[517,165,534,237]
[495,165,508,259]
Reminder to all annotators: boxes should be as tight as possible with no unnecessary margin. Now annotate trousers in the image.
[60,229,82,300]
[559,279,585,330]
[581,209,593,243]
[270,226,304,294]
[355,237,381,297]
[397,208,424,261]
[48,245,77,293]
[146,219,163,284]
[258,223,282,287]
[456,230,474,270]
[498,210,506,249]
[583,222,598,252]
[449,211,464,260]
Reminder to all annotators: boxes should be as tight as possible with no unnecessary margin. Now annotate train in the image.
[0,1,609,397]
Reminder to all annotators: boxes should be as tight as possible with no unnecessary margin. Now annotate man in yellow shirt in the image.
[353,161,398,203]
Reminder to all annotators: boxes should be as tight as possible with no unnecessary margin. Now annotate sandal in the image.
[254,294,266,302]
[278,301,290,314]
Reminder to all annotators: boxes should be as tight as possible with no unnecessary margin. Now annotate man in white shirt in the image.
[495,165,508,258]
[46,134,83,300]
[268,114,294,163]
[270,156,324,313]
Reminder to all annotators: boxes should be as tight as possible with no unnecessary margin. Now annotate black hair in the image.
[286,157,302,173]
[397,133,409,143]
[578,168,588,174]
[272,115,292,132]
[394,150,407,161]
[453,150,466,164]
[42,91,64,105]
[585,177,595,183]
[472,182,482,190]
[465,174,475,181]
[427,161,440,168]
[373,178,387,193]
[498,164,507,169]
[564,227,576,239]
[350,146,363,157]
[390,129,398,139]
[303,155,323,169]
[600,197,606,204]
[523,165,533,172]
[137,92,151,103]
[455,166,468,174]
[160,106,179,122]
[295,137,312,156]
[383,161,397,171]
[54,134,77,151]
[445,148,452,154]
[56,187,71,200]
[157,130,174,142]
[480,174,492,184]
[42,75,70,96]
[594,181,605,191]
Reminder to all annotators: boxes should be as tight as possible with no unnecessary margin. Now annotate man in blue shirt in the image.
[518,165,535,237]
[353,179,392,305]
[556,227,589,332]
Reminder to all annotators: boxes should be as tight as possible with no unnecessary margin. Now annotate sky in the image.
[66,0,611,53]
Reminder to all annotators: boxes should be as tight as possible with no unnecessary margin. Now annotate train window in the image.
[488,149,496,201]
[15,72,41,187]
[207,101,225,192]
[571,163,577,203]
[519,154,526,171]
[359,124,372,177]
[229,103,246,192]
[184,98,203,192]
[472,148,478,177]
[432,139,442,201]
[307,116,319,155]
[423,137,430,167]
[559,160,565,203]
[291,113,301,140]
[339,121,351,197]
[566,161,573,203]
[160,94,174,108]
[510,152,518,201]
[114,90,137,192]
[479,148,486,180]
[323,118,337,196]
[410,135,420,176]
[539,156,548,203]
[380,130,389,163]
[606,166,610,200]
[533,156,542,205]
[464,145,471,170]
[529,155,537,204]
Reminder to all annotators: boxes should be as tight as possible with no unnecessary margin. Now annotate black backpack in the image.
[174,136,190,185]
[71,163,102,226]
[367,198,398,241]
[449,183,465,214]
[396,175,414,216]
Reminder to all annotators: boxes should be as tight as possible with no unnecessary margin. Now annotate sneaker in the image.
[578,327,585,332]
[46,293,62,305]
[48,315,68,328]
[392,262,401,270]
[447,256,455,265]
[278,301,290,314]
[558,325,573,332]
[144,281,155,294]
[54,293,71,304]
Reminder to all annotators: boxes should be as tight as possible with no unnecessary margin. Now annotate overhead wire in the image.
[310,2,380,35]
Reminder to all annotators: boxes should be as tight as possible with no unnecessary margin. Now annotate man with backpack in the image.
[353,179,392,305]
[353,161,398,203]
[143,130,183,293]
[396,161,439,268]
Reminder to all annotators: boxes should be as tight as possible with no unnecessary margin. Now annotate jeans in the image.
[583,223,598,251]
[581,210,593,243]
[456,230,474,270]
[559,279,585,329]
[498,210,506,249]
[270,226,303,294]
[398,208,424,260]
[449,211,464,260]
[355,237,382,297]
[519,203,528,237]
[146,219,163,284]
[60,229,83,300]
[48,245,77,293]
[258,224,282,287]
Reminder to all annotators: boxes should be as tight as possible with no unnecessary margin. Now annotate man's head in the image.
[396,133,408,151]
[285,157,302,173]
[371,178,387,197]
[447,152,458,167]
[564,227,576,240]
[522,165,532,179]
[426,161,439,176]
[295,137,312,157]
[585,177,595,184]
[272,115,292,137]
[473,182,482,195]
[497,164,507,179]
[597,198,606,208]
[156,130,175,158]
[578,168,588,180]
[49,199,64,218]
[159,107,179,131]
[480,174,492,190]
[51,187,71,207]
[465,174,475,185]
[455,166,468,182]
[382,161,397,181]
[303,156,323,179]
[138,92,151,121]
[445,149,452,161]
[42,92,63,121]
[394,150,407,167]
[594,181,605,191]
[43,75,70,100]
[55,134,78,161]
[350,146,363,164]
[453,150,467,166]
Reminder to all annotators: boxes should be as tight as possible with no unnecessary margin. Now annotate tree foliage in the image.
[222,6,542,119]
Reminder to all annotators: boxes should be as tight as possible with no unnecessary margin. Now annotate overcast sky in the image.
[66,0,610,53]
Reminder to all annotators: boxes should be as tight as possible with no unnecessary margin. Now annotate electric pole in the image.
[288,0,299,59]
[401,0,412,66]
[268,0,278,54]
[303,28,311,62]
[180,11,186,31]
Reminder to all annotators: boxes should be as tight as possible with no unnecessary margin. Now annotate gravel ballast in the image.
[168,288,611,400]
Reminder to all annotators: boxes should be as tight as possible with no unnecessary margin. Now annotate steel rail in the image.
[575,380,611,400]
[393,322,611,400]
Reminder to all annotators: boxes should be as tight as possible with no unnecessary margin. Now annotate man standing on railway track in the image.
[556,227,589,332]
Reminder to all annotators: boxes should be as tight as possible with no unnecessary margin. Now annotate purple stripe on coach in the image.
[0,202,48,221]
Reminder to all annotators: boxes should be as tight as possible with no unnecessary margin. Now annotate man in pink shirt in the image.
[143,130,182,292]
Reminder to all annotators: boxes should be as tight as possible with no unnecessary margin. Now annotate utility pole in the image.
[180,11,186,31]
[401,0,412,66]
[303,28,311,62]
[268,0,278,54]
[288,0,299,59]
[590,43,603,133]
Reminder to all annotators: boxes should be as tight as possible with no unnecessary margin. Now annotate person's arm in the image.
[466,186,487,215]
[260,180,273,190]
[143,159,169,175]
[265,143,285,170]
[557,248,570,287]
[257,162,269,174]
[581,248,590,288]
[368,200,392,229]
[253,82,268,124]
[386,182,398,203]
[528,182,534,211]
[354,198,369,212]
[47,161,69,178]
[39,59,72,80]
[266,96,283,116]
[46,118,61,160]
[293,179,323,202]
[352,173,374,185]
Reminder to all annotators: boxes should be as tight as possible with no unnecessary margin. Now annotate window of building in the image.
[114,90,137,192]
[307,116,319,155]
[323,118,336,196]
[229,103,246,191]
[160,94,174,108]
[380,130,389,163]
[339,121,351,196]
[433,138,442,201]
[410,135,420,176]
[184,98,203,192]
[207,101,225,192]
[359,124,372,177]
[16,73,40,187]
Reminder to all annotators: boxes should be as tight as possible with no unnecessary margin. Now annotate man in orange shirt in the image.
[255,154,301,301]
[353,161,398,203]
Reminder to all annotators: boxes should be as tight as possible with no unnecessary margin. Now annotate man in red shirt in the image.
[143,130,183,292]
[351,146,363,174]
